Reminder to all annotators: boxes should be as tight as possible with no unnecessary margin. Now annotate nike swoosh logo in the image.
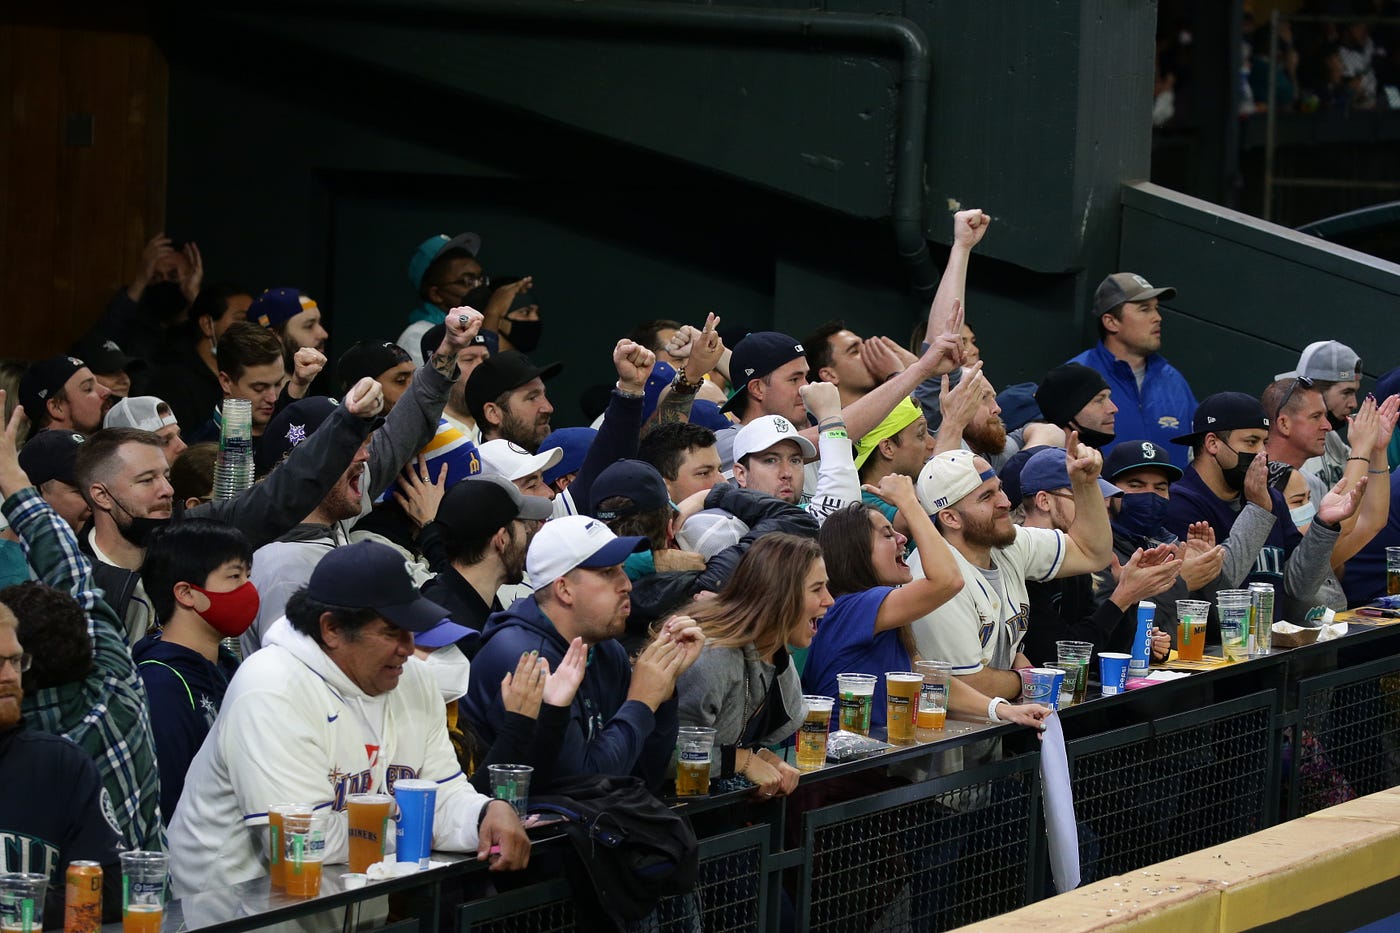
[326,714,339,723]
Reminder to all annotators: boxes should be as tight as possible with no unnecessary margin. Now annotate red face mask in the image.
[189,581,261,638]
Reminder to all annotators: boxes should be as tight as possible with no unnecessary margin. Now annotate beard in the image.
[500,408,549,452]
[964,417,1008,457]
[960,508,1017,549]
[501,533,528,585]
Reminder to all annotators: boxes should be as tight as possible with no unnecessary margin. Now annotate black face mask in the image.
[1216,441,1254,494]
[503,317,543,353]
[1068,421,1115,450]
[102,487,170,548]
[140,280,188,324]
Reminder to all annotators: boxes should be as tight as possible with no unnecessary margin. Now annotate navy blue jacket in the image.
[460,595,678,793]
[1069,342,1198,468]
[1164,463,1301,588]
[1343,469,1400,606]
[131,635,239,822]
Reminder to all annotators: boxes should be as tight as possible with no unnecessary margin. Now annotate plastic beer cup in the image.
[1387,547,1400,596]
[884,672,923,744]
[118,852,166,933]
[346,794,394,873]
[1216,590,1251,661]
[266,804,304,889]
[1055,640,1093,702]
[796,696,834,771]
[675,727,716,796]
[836,673,876,735]
[487,765,534,818]
[915,661,951,731]
[0,873,48,933]
[282,811,328,898]
[1175,600,1210,662]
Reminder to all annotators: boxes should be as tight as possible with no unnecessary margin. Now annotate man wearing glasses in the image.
[399,232,489,363]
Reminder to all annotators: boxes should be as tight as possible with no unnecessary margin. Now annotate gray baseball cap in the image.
[1274,340,1361,383]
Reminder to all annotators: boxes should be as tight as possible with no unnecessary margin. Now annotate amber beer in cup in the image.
[346,794,394,873]
[117,852,165,933]
[1175,599,1210,662]
[675,727,716,797]
[797,696,834,771]
[282,811,328,898]
[885,673,923,744]
[266,804,304,890]
[836,673,876,735]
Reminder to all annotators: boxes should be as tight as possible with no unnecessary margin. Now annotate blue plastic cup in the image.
[1100,652,1132,695]
[393,779,437,868]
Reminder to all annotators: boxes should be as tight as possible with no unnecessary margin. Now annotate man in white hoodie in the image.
[168,540,527,895]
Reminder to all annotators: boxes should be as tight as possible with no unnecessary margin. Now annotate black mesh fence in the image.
[1295,658,1400,817]
[1067,691,1278,883]
[457,879,577,933]
[640,825,769,933]
[798,754,1040,933]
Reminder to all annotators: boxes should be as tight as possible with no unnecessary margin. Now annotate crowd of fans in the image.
[2,207,1398,924]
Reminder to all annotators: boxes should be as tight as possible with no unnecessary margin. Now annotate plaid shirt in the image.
[3,488,165,851]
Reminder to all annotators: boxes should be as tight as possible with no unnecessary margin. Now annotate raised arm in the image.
[864,474,963,631]
[926,209,991,340]
[1052,433,1115,577]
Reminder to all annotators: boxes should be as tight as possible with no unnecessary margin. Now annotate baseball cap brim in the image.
[577,535,649,568]
[412,618,478,649]
[720,386,749,415]
[517,494,554,521]
[1125,285,1175,303]
[1096,477,1123,498]
[376,593,452,634]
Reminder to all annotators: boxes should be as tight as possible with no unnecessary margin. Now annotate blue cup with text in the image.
[1129,601,1155,678]
[1099,652,1132,695]
[1018,667,1065,709]
[393,779,437,868]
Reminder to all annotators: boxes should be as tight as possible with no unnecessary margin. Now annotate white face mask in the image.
[1290,501,1316,531]
[421,644,471,704]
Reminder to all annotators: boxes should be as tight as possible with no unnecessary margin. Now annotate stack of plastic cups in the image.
[214,399,254,500]
[213,398,254,661]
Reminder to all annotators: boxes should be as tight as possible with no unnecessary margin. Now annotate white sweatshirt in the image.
[167,617,489,896]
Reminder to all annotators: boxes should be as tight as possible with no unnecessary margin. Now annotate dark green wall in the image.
[164,1,1159,413]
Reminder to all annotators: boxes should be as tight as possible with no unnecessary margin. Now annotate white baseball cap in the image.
[103,396,178,432]
[478,438,563,482]
[916,449,989,513]
[526,515,648,591]
[732,415,817,464]
[675,509,750,562]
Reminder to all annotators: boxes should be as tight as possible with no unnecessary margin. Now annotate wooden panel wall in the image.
[0,20,166,361]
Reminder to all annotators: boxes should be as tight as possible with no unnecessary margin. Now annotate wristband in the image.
[821,429,849,440]
[672,366,703,394]
[1370,468,1389,474]
[987,697,1008,723]
[1348,456,1369,463]
[615,383,644,399]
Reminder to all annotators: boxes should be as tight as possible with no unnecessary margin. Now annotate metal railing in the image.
[156,623,1400,933]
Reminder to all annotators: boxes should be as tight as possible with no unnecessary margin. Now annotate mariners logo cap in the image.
[1274,340,1360,383]
[18,356,87,426]
[1102,440,1183,482]
[732,415,817,464]
[17,429,84,487]
[526,515,648,591]
[256,396,341,475]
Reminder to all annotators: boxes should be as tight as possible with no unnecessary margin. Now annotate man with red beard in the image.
[907,441,1113,713]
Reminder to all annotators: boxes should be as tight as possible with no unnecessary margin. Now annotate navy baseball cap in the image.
[18,429,84,487]
[721,332,806,415]
[306,540,461,638]
[590,460,670,520]
[408,233,481,292]
[688,400,731,432]
[247,288,314,330]
[996,445,1052,505]
[538,427,597,486]
[1018,447,1121,500]
[256,396,341,474]
[18,356,86,426]
[1103,440,1183,483]
[71,335,144,376]
[1170,392,1270,446]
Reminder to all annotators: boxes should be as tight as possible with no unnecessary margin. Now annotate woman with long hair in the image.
[806,475,1051,731]
[676,532,833,800]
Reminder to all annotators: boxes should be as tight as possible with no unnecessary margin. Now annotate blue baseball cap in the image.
[247,287,314,330]
[1018,447,1121,500]
[642,361,677,422]
[538,427,597,486]
[590,460,670,520]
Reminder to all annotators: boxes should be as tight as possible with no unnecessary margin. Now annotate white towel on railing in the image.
[1039,713,1081,893]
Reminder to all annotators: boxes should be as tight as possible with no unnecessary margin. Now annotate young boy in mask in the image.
[134,519,258,823]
